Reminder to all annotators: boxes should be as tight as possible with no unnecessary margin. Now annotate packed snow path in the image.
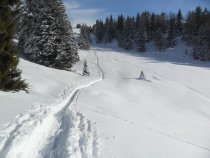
[0,51,104,158]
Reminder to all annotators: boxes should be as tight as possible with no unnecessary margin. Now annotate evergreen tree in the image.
[140,11,150,41]
[104,15,117,43]
[78,25,90,50]
[18,0,78,70]
[136,24,147,52]
[149,13,156,41]
[167,14,176,48]
[135,13,141,29]
[76,24,81,28]
[121,17,133,50]
[104,17,110,43]
[159,12,167,34]
[176,9,183,35]
[193,24,210,60]
[0,0,28,91]
[117,14,124,35]
[82,59,90,76]
[94,20,104,43]
[116,14,124,46]
[54,0,79,69]
[155,28,165,52]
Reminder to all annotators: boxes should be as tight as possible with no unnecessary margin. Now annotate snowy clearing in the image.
[77,42,210,158]
[0,40,210,158]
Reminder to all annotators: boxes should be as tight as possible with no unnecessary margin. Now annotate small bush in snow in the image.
[82,59,90,76]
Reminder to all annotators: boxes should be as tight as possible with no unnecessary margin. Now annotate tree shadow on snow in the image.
[91,43,210,70]
[123,77,152,82]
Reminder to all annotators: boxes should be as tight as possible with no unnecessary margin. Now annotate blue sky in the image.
[64,0,210,26]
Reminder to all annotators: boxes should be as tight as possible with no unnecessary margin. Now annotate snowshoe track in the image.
[0,50,103,158]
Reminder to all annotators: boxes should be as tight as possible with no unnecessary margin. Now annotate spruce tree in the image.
[104,15,116,43]
[0,0,28,92]
[149,13,156,41]
[176,9,183,35]
[82,59,90,76]
[117,14,124,36]
[116,15,124,47]
[136,24,147,52]
[155,28,165,52]
[54,0,79,69]
[167,14,176,48]
[140,11,150,41]
[94,20,104,43]
[78,25,90,50]
[121,17,133,50]
[104,17,110,43]
[18,0,79,70]
[193,24,210,60]
[159,12,167,34]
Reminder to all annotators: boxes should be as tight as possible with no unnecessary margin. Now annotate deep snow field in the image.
[0,39,210,158]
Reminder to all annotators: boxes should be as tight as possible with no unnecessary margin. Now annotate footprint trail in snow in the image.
[0,51,103,158]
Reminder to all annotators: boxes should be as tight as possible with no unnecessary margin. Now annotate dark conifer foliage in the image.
[82,59,90,76]
[193,23,210,60]
[94,20,104,43]
[176,9,183,35]
[78,25,90,50]
[155,28,165,52]
[136,24,147,52]
[18,0,79,70]
[167,14,176,48]
[184,6,210,61]
[121,16,134,50]
[0,0,28,92]
[93,6,210,61]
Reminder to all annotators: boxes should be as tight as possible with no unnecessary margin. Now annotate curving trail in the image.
[0,51,104,158]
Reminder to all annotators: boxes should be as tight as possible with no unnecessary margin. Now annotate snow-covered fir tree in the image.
[0,0,28,92]
[155,28,165,52]
[54,0,79,69]
[175,9,183,36]
[136,24,147,52]
[121,17,133,50]
[193,24,210,61]
[94,20,104,43]
[18,0,79,70]
[167,14,176,48]
[78,25,90,50]
[82,59,90,76]
[122,29,133,50]
[104,15,116,43]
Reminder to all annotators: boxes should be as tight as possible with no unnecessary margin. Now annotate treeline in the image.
[93,6,210,61]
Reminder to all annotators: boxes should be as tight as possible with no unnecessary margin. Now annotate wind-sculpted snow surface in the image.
[0,51,103,158]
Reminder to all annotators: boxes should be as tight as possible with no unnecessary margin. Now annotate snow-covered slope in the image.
[0,50,103,158]
[76,42,210,158]
[0,40,210,158]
